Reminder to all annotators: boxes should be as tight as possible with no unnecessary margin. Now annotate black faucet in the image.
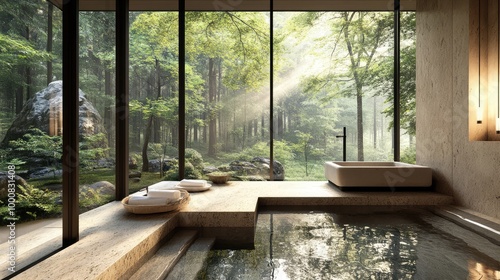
[336,127,346,161]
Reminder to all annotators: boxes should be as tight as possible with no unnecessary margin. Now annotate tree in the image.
[185,12,270,157]
[371,12,416,137]
[129,12,179,171]
[0,0,51,107]
[0,0,54,117]
[293,12,393,161]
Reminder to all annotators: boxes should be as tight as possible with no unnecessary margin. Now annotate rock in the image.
[203,166,219,174]
[129,171,142,178]
[148,159,162,172]
[228,158,285,181]
[88,181,115,196]
[217,165,232,172]
[229,161,260,175]
[129,157,138,170]
[251,157,285,181]
[130,177,141,183]
[163,159,177,171]
[0,173,29,200]
[1,81,107,145]
[96,158,115,169]
[148,158,176,172]
[28,167,63,179]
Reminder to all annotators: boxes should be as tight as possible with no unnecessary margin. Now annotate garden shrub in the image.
[0,184,61,225]
[185,148,203,170]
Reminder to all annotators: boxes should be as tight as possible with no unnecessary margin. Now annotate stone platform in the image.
[9,181,454,279]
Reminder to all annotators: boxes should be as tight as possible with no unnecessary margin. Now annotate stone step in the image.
[129,230,198,280]
[165,237,216,280]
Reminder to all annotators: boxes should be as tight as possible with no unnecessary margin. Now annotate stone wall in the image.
[417,0,500,219]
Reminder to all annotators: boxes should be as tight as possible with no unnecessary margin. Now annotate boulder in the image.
[229,161,260,175]
[0,173,29,201]
[130,177,141,183]
[96,158,115,169]
[27,167,63,179]
[228,158,285,180]
[148,158,176,172]
[202,166,219,174]
[88,181,115,196]
[1,81,107,145]
[251,157,285,181]
[129,171,142,178]
[129,157,138,170]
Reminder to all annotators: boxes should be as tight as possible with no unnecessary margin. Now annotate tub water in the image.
[197,207,500,279]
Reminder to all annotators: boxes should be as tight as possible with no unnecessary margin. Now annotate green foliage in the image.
[0,149,18,170]
[7,129,109,170]
[79,133,109,169]
[147,143,165,159]
[163,160,202,180]
[1,184,61,224]
[216,141,294,166]
[273,141,295,164]
[400,145,416,164]
[8,128,62,168]
[370,12,416,136]
[0,33,51,75]
[130,97,177,122]
[0,7,417,182]
[79,187,113,212]
[185,148,204,170]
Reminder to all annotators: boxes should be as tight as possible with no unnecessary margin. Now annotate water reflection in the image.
[469,261,500,280]
[199,210,500,280]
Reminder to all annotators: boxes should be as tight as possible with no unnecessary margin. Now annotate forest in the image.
[0,1,415,222]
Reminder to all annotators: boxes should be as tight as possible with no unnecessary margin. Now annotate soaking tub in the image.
[324,161,432,188]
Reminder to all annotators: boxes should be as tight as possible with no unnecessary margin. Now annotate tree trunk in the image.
[16,68,24,114]
[217,59,223,139]
[153,58,161,143]
[142,58,163,171]
[47,3,53,85]
[194,120,198,143]
[356,84,364,161]
[208,58,217,156]
[142,115,154,172]
[254,119,258,137]
[171,125,178,146]
[104,69,113,148]
[248,120,252,138]
[261,114,265,140]
[26,67,32,101]
[277,106,284,140]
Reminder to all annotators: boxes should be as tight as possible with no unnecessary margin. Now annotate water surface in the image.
[198,208,500,279]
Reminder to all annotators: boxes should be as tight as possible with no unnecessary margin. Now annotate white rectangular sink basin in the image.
[324,161,432,188]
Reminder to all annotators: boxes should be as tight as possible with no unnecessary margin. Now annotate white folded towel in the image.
[178,179,207,188]
[148,181,176,190]
[148,190,181,202]
[128,196,168,206]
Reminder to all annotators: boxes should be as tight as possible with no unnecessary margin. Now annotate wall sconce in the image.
[477,0,483,124]
[468,0,500,140]
[498,0,500,134]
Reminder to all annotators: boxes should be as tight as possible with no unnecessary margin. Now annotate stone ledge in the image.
[12,181,455,280]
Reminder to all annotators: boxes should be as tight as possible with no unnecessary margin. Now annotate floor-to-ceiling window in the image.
[0,1,63,277]
[184,11,271,181]
[0,0,415,275]
[273,11,399,180]
[128,11,180,190]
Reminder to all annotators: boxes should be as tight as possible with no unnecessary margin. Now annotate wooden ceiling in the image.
[48,0,416,11]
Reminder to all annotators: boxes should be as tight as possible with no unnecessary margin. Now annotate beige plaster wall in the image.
[417,0,500,219]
